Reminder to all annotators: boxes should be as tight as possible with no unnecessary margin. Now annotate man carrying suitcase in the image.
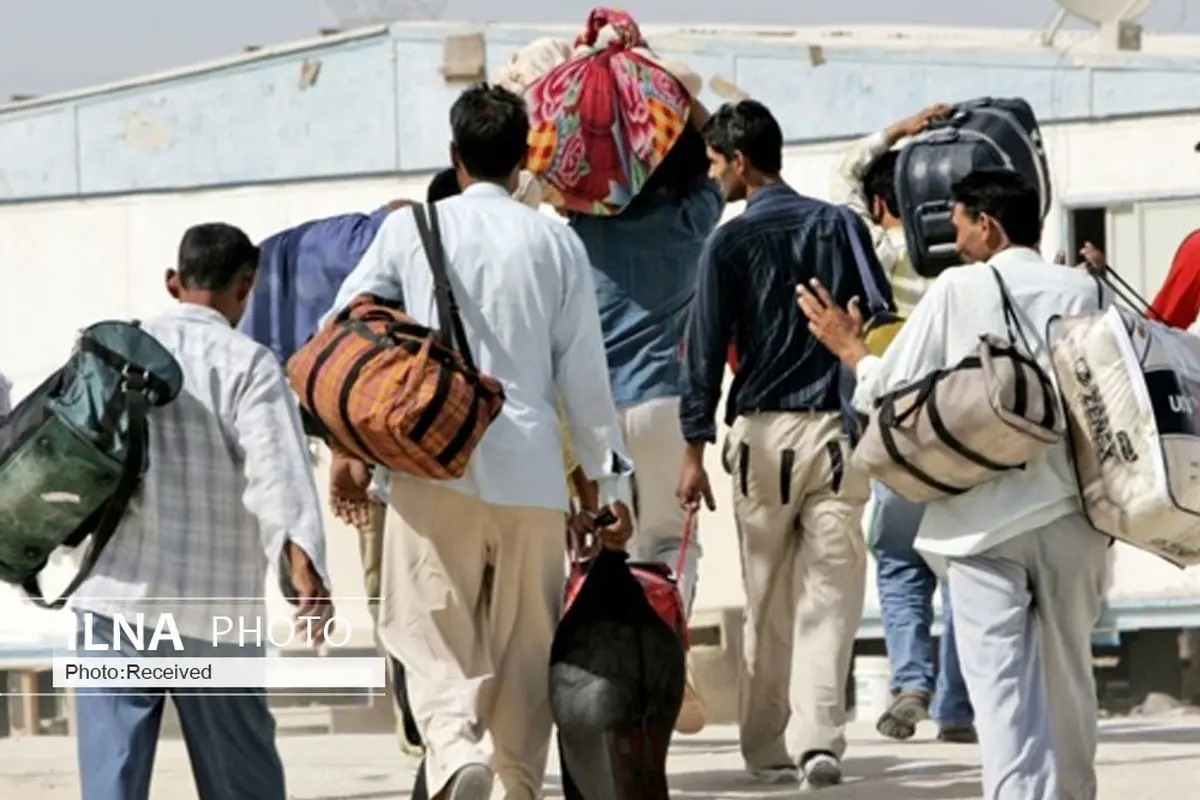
[801,168,1111,800]
[830,103,976,744]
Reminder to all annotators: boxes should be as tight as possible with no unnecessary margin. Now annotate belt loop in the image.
[779,448,795,506]
[825,440,845,495]
[737,441,750,497]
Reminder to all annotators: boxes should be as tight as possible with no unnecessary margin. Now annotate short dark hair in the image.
[449,83,530,182]
[951,169,1042,248]
[427,168,461,202]
[863,150,899,218]
[636,125,709,201]
[176,223,259,291]
[701,100,784,175]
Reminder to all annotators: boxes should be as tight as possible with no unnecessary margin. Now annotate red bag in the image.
[564,509,695,648]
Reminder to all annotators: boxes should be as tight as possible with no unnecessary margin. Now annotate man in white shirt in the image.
[798,169,1110,800]
[322,83,633,800]
[71,223,332,800]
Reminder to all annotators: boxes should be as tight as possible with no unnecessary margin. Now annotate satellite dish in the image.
[318,0,447,28]
[1054,0,1154,25]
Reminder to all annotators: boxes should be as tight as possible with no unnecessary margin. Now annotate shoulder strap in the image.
[24,377,149,610]
[989,265,1037,357]
[837,207,889,315]
[411,202,478,372]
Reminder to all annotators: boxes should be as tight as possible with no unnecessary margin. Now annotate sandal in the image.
[875,689,931,741]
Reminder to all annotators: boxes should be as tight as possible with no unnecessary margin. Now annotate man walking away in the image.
[70,223,333,800]
[831,104,976,743]
[800,169,1110,800]
[676,99,887,790]
[322,83,633,800]
[568,93,724,735]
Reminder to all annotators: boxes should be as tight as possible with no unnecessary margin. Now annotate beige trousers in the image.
[618,396,701,614]
[726,412,869,767]
[377,480,565,800]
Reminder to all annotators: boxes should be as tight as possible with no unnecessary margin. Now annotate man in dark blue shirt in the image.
[676,100,888,790]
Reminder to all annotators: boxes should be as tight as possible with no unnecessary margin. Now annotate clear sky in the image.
[0,0,1195,99]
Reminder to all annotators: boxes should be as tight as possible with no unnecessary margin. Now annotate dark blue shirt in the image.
[570,180,724,408]
[679,183,891,444]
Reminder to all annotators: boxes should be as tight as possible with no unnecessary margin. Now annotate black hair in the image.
[636,125,709,201]
[449,83,530,182]
[863,150,899,218]
[427,168,461,203]
[176,223,259,291]
[951,168,1042,248]
[701,100,784,175]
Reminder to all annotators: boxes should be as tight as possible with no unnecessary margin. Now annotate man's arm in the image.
[551,231,634,506]
[829,130,893,218]
[679,230,735,446]
[851,274,952,414]
[1150,231,1200,329]
[233,349,330,588]
[318,208,415,328]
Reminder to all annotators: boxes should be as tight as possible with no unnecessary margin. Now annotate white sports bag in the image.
[1050,304,1200,567]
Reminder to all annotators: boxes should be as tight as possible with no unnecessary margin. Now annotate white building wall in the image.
[4,111,1200,649]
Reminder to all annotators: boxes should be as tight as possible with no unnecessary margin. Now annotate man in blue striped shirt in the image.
[677,99,889,790]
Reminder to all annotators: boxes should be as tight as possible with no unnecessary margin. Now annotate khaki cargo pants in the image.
[724,411,869,767]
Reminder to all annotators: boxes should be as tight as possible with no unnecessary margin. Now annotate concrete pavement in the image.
[2,716,1197,799]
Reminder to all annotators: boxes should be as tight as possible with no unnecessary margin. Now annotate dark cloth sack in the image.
[551,547,686,800]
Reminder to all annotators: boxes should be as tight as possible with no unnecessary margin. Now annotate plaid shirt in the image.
[70,303,329,643]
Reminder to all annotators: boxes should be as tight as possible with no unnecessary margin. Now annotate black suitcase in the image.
[895,97,1052,278]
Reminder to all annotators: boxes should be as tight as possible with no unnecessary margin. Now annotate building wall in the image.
[5,24,1200,201]
[4,110,1200,648]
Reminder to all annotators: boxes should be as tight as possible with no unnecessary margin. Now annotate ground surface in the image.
[1,717,1198,798]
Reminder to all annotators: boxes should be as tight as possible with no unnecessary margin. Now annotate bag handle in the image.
[837,207,890,317]
[567,505,695,583]
[23,371,149,610]
[411,203,479,373]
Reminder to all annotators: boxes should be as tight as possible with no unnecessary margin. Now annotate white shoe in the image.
[750,764,801,784]
[802,753,843,789]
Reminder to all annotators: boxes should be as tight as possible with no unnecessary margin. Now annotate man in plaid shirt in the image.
[69,223,332,800]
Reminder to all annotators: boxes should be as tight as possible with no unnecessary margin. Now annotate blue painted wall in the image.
[1,23,1199,202]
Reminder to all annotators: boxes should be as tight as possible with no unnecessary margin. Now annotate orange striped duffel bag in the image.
[286,203,505,480]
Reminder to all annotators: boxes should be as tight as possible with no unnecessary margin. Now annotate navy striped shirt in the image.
[679,183,891,444]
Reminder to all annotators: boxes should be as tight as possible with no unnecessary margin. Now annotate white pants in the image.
[947,513,1108,800]
[377,480,565,800]
[618,396,702,615]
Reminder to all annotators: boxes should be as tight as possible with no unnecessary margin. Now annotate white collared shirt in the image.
[70,303,329,642]
[322,182,631,512]
[853,247,1112,558]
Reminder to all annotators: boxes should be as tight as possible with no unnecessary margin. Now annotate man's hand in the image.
[567,501,633,556]
[886,103,953,144]
[386,199,413,212]
[796,279,871,368]
[595,500,634,551]
[676,445,716,512]
[1078,241,1107,275]
[330,450,373,529]
[284,541,334,647]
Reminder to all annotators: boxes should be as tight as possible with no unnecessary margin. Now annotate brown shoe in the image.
[674,671,707,734]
